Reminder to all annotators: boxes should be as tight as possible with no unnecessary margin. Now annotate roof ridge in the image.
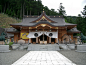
[30,11,57,23]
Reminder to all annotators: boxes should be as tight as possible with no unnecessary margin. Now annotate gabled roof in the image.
[10,11,77,27]
[30,11,57,23]
[67,27,81,33]
[6,27,19,33]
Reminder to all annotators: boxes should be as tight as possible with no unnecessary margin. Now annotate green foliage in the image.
[0,13,21,28]
[73,33,81,36]
[81,5,86,18]
[65,18,68,23]
[57,3,66,16]
[76,34,81,36]
[0,5,2,12]
[65,15,86,36]
[0,0,60,18]
[9,42,13,46]
[65,16,77,24]
[83,41,86,43]
[4,43,8,45]
[65,5,86,36]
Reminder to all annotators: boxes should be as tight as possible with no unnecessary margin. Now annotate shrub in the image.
[9,42,13,46]
[82,41,86,43]
[83,41,86,43]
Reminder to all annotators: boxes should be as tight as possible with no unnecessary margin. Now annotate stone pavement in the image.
[12,51,76,65]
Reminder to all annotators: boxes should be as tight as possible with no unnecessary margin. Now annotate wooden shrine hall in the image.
[7,11,80,44]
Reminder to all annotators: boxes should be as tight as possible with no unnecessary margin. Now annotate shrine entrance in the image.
[28,31,58,44]
[39,34,49,44]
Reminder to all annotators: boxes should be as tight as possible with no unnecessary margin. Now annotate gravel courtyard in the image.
[59,50,86,65]
[0,50,28,65]
[0,50,86,65]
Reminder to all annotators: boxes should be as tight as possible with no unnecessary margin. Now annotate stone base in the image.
[0,45,10,52]
[76,45,86,52]
[12,44,20,50]
[67,44,75,50]
[59,44,70,50]
[75,50,86,52]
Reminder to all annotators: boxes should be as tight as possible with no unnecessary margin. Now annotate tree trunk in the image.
[38,12,39,15]
[4,4,6,13]
[23,3,25,17]
[27,10,28,16]
[20,4,22,18]
[30,10,31,15]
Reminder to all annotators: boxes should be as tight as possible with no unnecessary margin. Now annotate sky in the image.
[41,0,86,16]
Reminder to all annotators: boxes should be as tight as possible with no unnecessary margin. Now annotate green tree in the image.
[0,0,59,18]
[81,5,86,18]
[81,5,86,35]
[57,3,66,16]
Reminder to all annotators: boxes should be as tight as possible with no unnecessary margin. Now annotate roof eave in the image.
[67,31,81,33]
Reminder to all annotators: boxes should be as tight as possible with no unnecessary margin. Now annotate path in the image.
[12,51,76,65]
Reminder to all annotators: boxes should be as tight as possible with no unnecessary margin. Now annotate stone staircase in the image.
[27,44,60,51]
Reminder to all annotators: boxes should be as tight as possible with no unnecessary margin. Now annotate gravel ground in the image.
[0,50,28,65]
[59,50,86,65]
[0,50,86,65]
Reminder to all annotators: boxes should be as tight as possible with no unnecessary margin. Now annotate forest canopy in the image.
[0,0,60,18]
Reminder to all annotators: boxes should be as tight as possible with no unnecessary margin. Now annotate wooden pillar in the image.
[55,38,58,43]
[14,34,18,42]
[57,29,58,43]
[49,37,51,43]
[36,37,38,43]
[29,38,31,43]
[47,37,48,43]
[10,38,11,42]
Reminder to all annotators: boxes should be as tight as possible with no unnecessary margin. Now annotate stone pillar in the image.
[49,37,51,43]
[29,38,31,43]
[36,37,38,43]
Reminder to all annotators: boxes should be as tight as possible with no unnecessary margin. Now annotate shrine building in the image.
[7,11,80,44]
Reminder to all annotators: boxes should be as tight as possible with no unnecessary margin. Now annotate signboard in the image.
[21,33,29,39]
